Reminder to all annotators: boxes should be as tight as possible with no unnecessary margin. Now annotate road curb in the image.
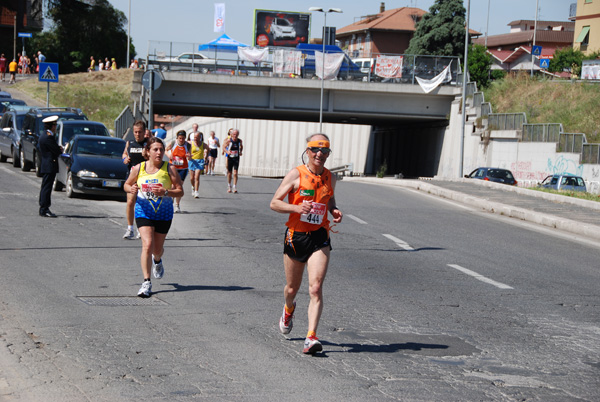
[343,177,600,242]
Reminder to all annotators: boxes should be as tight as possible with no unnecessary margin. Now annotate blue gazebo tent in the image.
[198,34,249,53]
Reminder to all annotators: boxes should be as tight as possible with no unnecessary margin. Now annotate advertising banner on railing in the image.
[254,10,310,48]
[315,51,344,80]
[238,47,269,64]
[375,55,403,78]
[273,49,302,75]
[582,59,600,80]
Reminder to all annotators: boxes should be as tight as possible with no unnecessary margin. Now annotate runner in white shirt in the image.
[207,131,220,175]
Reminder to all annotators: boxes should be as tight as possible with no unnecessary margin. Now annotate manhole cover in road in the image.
[76,296,169,306]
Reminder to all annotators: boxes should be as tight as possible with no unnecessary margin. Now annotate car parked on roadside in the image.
[539,174,587,192]
[56,120,111,147]
[0,109,26,167]
[464,167,518,186]
[19,107,87,177]
[54,135,128,198]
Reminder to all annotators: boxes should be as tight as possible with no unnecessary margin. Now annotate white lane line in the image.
[382,234,415,251]
[347,214,368,224]
[447,264,514,289]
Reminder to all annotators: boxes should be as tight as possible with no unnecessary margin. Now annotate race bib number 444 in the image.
[300,202,326,225]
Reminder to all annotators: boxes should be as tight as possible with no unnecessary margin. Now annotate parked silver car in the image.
[539,174,587,192]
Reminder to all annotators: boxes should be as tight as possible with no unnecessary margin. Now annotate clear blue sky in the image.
[107,0,573,57]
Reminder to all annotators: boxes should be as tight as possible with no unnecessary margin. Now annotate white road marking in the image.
[382,234,415,251]
[447,264,514,289]
[347,214,367,224]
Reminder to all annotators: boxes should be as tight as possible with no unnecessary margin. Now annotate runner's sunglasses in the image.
[308,147,331,155]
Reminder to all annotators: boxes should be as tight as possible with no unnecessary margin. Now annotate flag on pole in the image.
[214,3,225,33]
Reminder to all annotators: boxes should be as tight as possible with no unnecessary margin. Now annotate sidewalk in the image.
[343,176,600,241]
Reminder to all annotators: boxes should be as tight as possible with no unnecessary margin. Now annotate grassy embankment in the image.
[483,73,600,143]
[13,69,134,133]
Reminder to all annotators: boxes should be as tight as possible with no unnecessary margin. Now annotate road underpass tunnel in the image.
[367,122,447,178]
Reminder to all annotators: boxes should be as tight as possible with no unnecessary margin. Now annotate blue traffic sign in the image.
[532,45,542,56]
[540,59,550,69]
[18,32,32,38]
[39,63,59,83]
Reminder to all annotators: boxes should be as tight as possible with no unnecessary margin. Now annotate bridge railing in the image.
[558,133,587,153]
[522,123,563,142]
[144,40,461,87]
[488,113,527,131]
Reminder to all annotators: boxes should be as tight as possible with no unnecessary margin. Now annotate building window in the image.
[585,0,592,4]
[576,26,590,45]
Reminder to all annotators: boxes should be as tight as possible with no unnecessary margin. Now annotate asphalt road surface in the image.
[0,162,599,401]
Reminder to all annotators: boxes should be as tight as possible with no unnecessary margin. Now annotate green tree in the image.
[31,0,134,73]
[548,47,583,74]
[406,0,466,57]
[468,44,492,89]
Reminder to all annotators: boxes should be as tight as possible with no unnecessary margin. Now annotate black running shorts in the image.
[227,157,240,172]
[136,218,172,234]
[283,227,332,263]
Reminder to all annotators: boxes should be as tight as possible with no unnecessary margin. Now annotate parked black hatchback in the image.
[465,167,518,186]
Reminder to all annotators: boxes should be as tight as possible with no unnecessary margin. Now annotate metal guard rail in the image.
[488,113,527,131]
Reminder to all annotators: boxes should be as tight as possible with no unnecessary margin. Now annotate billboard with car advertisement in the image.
[254,10,311,48]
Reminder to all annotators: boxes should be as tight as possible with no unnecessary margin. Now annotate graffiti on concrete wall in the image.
[510,161,546,181]
[547,156,583,176]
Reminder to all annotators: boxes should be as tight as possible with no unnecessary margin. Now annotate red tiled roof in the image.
[473,30,574,47]
[488,46,562,64]
[337,7,427,35]
[337,7,481,37]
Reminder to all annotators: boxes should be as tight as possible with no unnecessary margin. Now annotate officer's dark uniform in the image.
[38,116,62,217]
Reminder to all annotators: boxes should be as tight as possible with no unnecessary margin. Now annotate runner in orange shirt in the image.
[270,133,343,354]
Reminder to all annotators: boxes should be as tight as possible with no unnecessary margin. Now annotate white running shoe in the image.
[279,302,295,334]
[135,231,141,239]
[303,336,322,354]
[152,255,164,279]
[123,228,135,239]
[174,204,181,213]
[194,191,199,199]
[137,281,152,298]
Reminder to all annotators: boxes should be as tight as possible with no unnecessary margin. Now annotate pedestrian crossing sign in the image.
[540,59,550,69]
[39,63,59,83]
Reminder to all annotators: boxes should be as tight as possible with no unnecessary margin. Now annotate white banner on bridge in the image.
[375,55,403,78]
[273,49,302,75]
[315,51,344,80]
[238,47,268,64]
[415,63,452,93]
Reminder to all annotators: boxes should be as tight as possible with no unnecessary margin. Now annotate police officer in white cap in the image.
[38,115,62,217]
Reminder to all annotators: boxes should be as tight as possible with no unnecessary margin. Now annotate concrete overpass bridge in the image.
[135,71,461,126]
[127,69,467,178]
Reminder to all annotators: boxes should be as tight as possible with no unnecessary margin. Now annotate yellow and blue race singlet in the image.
[135,161,173,221]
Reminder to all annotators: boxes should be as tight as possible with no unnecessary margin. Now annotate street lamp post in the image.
[127,0,131,68]
[309,7,342,133]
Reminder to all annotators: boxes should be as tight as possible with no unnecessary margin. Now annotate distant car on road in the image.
[539,174,587,192]
[56,120,111,147]
[464,167,518,186]
[155,52,215,73]
[54,135,128,198]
